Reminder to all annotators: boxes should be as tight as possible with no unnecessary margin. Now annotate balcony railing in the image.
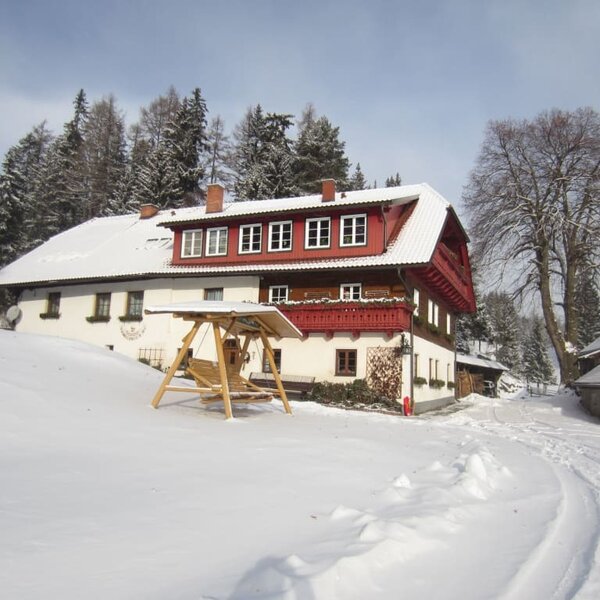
[277,300,413,338]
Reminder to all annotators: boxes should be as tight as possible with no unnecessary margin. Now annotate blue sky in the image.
[1,0,598,212]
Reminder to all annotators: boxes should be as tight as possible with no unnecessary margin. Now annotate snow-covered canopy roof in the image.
[579,336,600,359]
[456,353,508,372]
[575,364,600,387]
[0,183,454,287]
[145,301,303,339]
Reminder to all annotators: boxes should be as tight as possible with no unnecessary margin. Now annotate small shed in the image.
[145,301,303,419]
[578,336,600,376]
[456,353,508,398]
[574,364,600,418]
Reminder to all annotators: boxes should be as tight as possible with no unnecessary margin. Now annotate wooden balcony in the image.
[277,300,413,339]
[414,243,476,313]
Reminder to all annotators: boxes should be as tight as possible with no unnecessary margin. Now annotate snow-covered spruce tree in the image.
[230,106,297,200]
[134,143,182,209]
[83,95,127,218]
[349,163,368,190]
[203,116,233,190]
[455,284,493,354]
[522,316,555,386]
[464,108,600,384]
[486,291,521,370]
[385,172,402,187]
[293,104,351,194]
[0,123,52,265]
[164,88,208,206]
[575,269,600,348]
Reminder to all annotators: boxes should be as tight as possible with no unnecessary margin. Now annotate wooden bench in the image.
[249,372,315,398]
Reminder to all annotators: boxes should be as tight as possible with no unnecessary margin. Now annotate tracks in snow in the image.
[479,397,600,599]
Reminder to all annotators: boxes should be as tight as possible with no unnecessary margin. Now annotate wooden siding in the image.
[171,206,387,266]
[258,269,407,303]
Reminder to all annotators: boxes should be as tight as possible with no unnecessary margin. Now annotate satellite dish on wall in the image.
[6,305,22,324]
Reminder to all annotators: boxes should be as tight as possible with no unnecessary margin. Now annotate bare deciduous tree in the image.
[464,108,600,384]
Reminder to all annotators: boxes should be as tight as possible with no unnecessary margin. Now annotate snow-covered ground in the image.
[1,330,599,599]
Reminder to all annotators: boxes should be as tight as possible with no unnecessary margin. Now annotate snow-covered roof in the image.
[0,183,452,287]
[575,364,600,387]
[145,301,303,339]
[579,336,600,359]
[456,353,509,372]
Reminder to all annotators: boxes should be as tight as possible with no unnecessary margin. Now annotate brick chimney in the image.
[206,183,224,213]
[139,204,159,219]
[321,179,336,202]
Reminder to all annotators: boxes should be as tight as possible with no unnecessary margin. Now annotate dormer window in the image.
[340,214,367,246]
[239,223,262,254]
[206,227,228,256]
[181,229,203,258]
[305,217,331,249]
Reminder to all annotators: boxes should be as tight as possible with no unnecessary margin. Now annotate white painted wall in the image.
[16,278,456,409]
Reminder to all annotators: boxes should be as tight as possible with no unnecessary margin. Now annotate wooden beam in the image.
[260,329,292,415]
[151,320,201,409]
[213,321,233,419]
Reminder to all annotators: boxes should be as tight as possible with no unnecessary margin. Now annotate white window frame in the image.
[413,288,420,316]
[181,229,203,258]
[446,313,451,334]
[340,283,362,301]
[268,220,293,252]
[238,223,262,254]
[340,213,367,247]
[268,285,289,303]
[428,299,439,327]
[205,226,228,256]
[305,217,331,249]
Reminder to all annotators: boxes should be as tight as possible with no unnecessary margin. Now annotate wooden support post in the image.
[151,320,201,409]
[213,321,233,419]
[260,329,292,415]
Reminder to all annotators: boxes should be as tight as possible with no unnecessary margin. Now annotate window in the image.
[126,291,144,318]
[446,313,452,335]
[40,292,61,319]
[414,353,420,377]
[268,221,293,252]
[181,229,203,258]
[305,217,331,249]
[429,358,433,380]
[340,283,361,301]
[269,285,289,303]
[428,299,439,327]
[204,288,224,301]
[206,227,228,256]
[239,223,262,254]
[87,292,111,322]
[413,288,420,316]
[263,349,282,373]
[340,214,367,246]
[336,349,357,376]
[95,293,111,319]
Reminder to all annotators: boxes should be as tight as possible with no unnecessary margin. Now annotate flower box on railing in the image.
[274,299,413,338]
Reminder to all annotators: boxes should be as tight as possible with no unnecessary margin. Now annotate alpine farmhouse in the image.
[0,181,476,414]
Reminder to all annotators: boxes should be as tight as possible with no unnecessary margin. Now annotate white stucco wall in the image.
[15,278,456,410]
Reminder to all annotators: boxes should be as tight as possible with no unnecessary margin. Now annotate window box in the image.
[447,381,456,389]
[429,378,445,389]
[119,314,143,322]
[86,315,111,323]
[413,376,427,387]
[39,312,60,320]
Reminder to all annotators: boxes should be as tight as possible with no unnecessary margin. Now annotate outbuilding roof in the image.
[575,364,600,387]
[0,183,454,287]
[456,353,508,372]
[579,336,600,359]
